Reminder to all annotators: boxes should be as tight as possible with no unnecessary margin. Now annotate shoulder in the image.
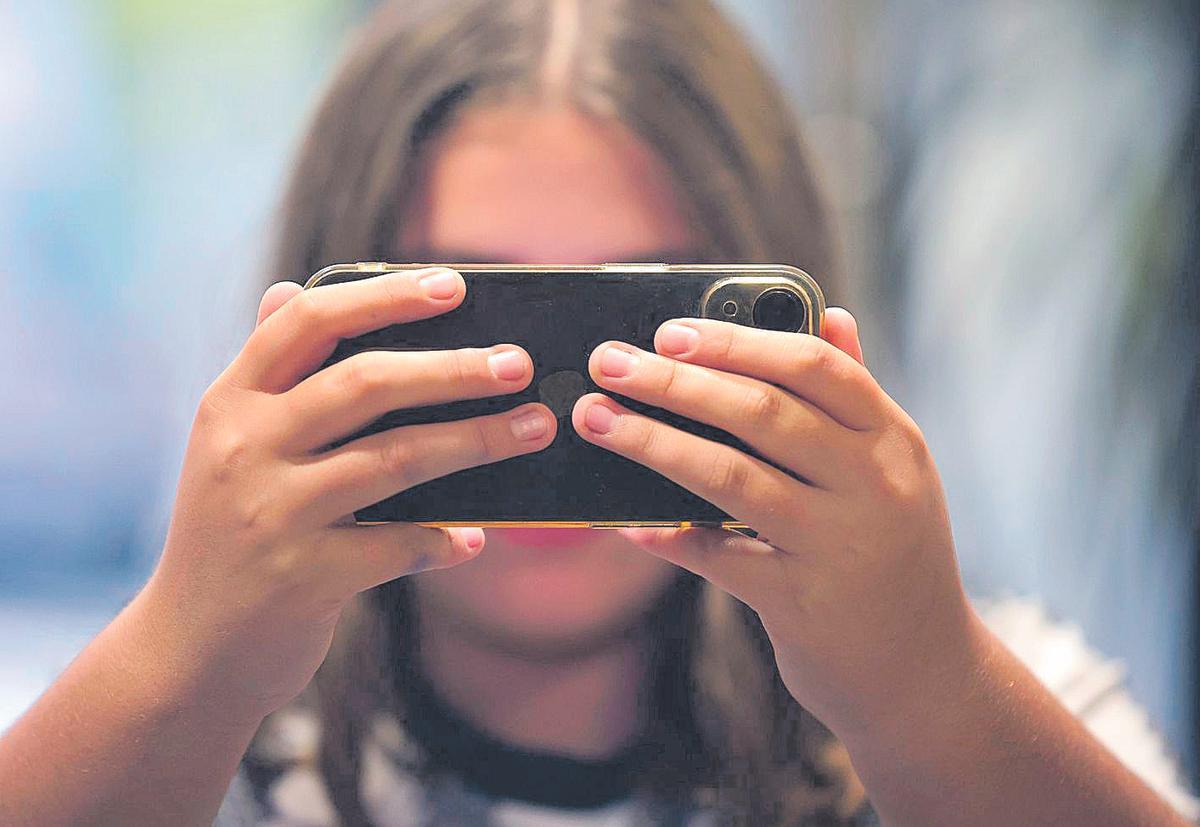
[216,705,436,826]
[974,594,1199,821]
[214,705,339,827]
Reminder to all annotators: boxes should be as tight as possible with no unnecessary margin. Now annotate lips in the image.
[494,527,596,549]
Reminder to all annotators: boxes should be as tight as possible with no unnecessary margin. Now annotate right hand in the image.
[140,267,556,723]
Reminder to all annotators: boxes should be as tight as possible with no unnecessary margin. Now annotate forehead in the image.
[397,105,697,264]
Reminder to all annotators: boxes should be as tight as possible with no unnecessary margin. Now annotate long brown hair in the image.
[253,1,863,824]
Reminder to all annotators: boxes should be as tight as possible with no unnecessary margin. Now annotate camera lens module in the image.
[752,288,805,332]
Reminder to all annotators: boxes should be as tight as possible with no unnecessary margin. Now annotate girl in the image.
[0,2,1189,825]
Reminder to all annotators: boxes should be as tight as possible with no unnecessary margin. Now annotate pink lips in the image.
[496,527,596,549]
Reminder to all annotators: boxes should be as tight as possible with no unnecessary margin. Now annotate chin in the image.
[472,602,641,658]
[419,580,659,660]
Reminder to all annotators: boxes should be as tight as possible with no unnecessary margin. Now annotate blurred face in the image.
[400,104,698,656]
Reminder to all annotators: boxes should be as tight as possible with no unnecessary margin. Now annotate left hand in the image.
[570,308,979,741]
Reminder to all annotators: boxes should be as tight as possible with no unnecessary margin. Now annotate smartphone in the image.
[303,262,825,529]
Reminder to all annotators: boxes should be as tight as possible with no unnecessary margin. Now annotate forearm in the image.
[0,578,264,826]
[840,608,1188,827]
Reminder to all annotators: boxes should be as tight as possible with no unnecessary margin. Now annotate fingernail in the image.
[488,349,527,381]
[600,346,637,378]
[418,268,460,300]
[585,403,617,434]
[658,322,699,355]
[460,527,484,550]
[510,409,548,441]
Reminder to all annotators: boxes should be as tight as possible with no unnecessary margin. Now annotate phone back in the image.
[304,263,824,527]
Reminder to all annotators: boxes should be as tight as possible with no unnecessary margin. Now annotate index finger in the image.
[232,267,464,393]
[652,317,889,431]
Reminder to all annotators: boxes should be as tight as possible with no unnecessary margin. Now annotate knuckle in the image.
[893,415,929,464]
[792,334,835,377]
[467,417,499,463]
[206,426,255,483]
[195,385,230,428]
[870,425,929,506]
[376,436,414,486]
[904,418,932,462]
[875,466,923,510]
[235,496,287,544]
[409,534,460,574]
[261,543,311,593]
[261,544,294,575]
[707,451,751,499]
[382,271,413,308]
[715,326,741,364]
[337,352,387,400]
[408,532,453,571]
[659,358,684,399]
[632,418,660,460]
[404,550,435,575]
[287,288,322,327]
[740,384,784,428]
[447,348,473,388]
[404,529,459,575]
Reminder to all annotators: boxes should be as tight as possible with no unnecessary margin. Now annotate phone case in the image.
[303,263,825,529]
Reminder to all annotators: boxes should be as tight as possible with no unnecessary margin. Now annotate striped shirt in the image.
[214,596,1197,826]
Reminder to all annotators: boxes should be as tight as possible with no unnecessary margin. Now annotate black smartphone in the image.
[303,262,825,529]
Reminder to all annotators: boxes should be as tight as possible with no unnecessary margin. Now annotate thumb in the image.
[617,526,780,611]
[822,306,866,367]
[256,281,304,327]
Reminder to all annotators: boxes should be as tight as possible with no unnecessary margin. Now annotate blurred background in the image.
[1,0,1196,787]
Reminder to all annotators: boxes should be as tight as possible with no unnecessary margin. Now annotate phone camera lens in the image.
[722,300,738,316]
[752,288,805,331]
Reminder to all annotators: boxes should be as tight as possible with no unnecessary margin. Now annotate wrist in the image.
[833,602,1006,801]
[127,572,273,733]
[827,602,1190,826]
[835,595,993,757]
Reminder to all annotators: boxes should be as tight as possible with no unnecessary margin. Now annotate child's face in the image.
[401,104,697,654]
